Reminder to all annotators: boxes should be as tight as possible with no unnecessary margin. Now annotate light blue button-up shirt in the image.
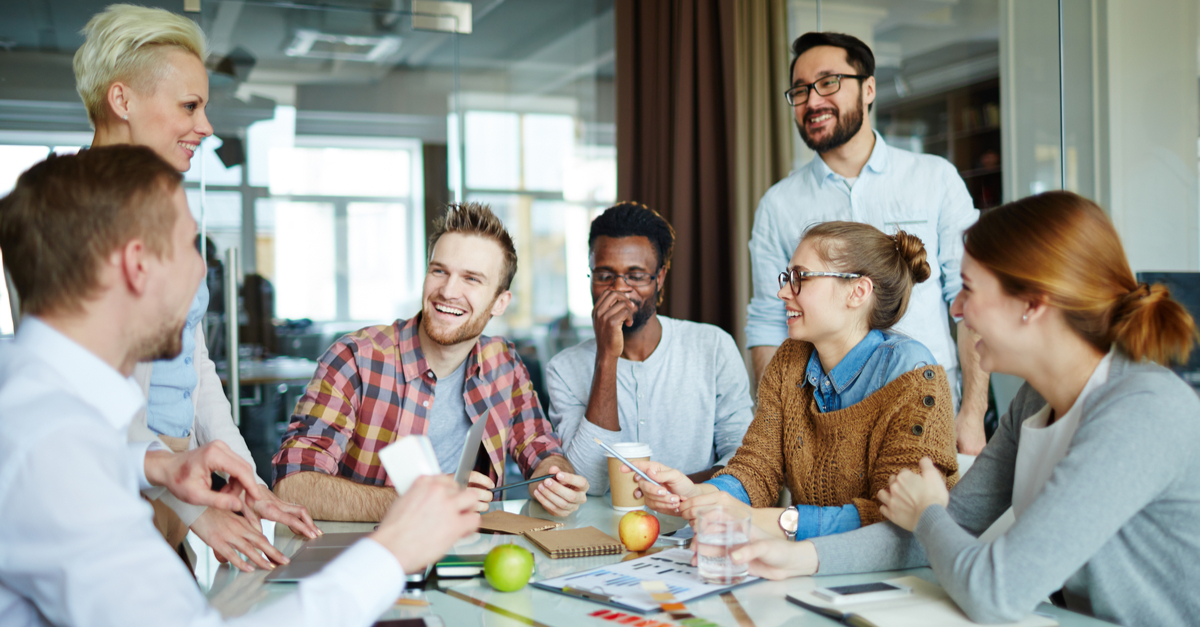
[806,330,936,413]
[745,132,978,395]
[145,281,208,438]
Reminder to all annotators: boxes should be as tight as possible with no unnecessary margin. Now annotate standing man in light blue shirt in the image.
[746,32,987,453]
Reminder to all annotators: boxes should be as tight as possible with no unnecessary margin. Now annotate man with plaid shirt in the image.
[273,204,589,520]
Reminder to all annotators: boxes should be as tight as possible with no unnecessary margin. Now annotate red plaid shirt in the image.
[272,316,563,487]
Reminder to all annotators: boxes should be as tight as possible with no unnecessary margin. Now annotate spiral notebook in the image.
[480,510,563,535]
[524,526,623,559]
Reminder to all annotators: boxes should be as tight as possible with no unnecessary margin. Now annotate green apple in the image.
[483,544,535,592]
[618,510,660,552]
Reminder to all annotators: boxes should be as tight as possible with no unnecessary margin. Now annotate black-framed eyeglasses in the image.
[778,268,862,295]
[784,74,870,106]
[590,270,657,287]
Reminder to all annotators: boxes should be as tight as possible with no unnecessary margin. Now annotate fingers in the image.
[534,483,573,515]
[466,487,493,512]
[730,540,772,566]
[552,470,589,493]
[466,470,496,491]
[201,442,264,502]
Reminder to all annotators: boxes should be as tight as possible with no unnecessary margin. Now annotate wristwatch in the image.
[778,506,799,540]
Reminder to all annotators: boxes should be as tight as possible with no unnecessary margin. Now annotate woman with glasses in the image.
[729,192,1200,627]
[629,221,958,541]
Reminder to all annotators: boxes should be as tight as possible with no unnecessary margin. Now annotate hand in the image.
[626,460,699,515]
[731,539,819,580]
[190,507,290,573]
[878,457,950,531]
[370,475,481,573]
[465,470,495,513]
[676,489,750,522]
[144,441,265,512]
[531,465,589,516]
[243,486,321,539]
[592,290,636,358]
[955,415,987,455]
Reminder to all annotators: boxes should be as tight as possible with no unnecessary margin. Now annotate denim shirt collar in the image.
[805,329,886,396]
[811,130,890,188]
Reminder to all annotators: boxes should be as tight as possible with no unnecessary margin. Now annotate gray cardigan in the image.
[810,350,1200,627]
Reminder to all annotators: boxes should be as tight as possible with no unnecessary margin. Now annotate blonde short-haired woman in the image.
[74,4,320,573]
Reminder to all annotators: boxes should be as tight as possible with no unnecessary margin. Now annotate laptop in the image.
[264,416,491,583]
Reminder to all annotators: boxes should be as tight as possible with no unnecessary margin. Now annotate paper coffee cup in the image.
[605,442,652,511]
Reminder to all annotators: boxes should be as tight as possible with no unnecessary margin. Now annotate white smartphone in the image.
[812,582,912,605]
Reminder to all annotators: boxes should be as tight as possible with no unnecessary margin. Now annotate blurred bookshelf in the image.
[878,78,1002,210]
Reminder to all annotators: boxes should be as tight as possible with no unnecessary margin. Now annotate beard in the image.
[797,91,865,153]
[421,300,493,346]
[136,317,187,363]
[623,287,658,336]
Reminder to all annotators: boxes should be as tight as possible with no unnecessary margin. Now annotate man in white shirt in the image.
[546,203,753,495]
[746,32,988,453]
[0,145,480,626]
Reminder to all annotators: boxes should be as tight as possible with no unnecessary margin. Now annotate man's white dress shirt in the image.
[0,317,404,626]
[745,132,979,403]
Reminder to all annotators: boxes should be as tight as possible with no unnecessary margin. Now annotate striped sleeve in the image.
[501,344,564,477]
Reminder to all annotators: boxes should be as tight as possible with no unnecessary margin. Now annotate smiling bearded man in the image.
[273,203,589,521]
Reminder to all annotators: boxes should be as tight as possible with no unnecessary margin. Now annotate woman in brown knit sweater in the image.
[628,222,959,540]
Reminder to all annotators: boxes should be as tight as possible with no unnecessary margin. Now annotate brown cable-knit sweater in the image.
[714,339,959,526]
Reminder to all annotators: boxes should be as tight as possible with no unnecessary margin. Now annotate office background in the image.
[1,0,1197,436]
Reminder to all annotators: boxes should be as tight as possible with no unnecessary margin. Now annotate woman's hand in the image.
[731,539,819,580]
[624,460,699,515]
[878,457,950,531]
[676,489,750,522]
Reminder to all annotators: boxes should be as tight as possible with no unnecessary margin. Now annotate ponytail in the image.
[964,191,1198,366]
[1111,283,1196,365]
[802,221,930,331]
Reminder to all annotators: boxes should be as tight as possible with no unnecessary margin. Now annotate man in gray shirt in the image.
[546,203,754,496]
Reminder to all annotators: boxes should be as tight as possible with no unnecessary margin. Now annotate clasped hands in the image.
[144,441,321,572]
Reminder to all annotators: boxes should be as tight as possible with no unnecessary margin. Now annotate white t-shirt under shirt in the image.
[1011,350,1114,519]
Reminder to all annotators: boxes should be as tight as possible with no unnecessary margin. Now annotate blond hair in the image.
[73,4,207,126]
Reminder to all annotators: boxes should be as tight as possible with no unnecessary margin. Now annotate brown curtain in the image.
[615,0,792,339]
[615,0,738,332]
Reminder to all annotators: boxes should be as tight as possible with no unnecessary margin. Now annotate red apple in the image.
[618,510,660,552]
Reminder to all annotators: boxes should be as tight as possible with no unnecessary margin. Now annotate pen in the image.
[592,437,663,488]
[488,475,551,494]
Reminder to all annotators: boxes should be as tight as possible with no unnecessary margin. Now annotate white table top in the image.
[205,496,1116,626]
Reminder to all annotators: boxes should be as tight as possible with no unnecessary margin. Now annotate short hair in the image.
[790,32,876,112]
[0,145,183,316]
[427,203,518,294]
[588,202,677,272]
[74,4,207,126]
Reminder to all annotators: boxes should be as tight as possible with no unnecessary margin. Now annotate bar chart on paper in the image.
[533,548,758,613]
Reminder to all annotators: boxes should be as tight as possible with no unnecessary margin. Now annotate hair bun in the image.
[894,230,931,284]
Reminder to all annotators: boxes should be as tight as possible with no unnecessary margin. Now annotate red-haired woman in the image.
[732,191,1200,627]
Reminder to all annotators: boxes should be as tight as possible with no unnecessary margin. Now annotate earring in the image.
[122,114,128,121]
[1022,313,1029,323]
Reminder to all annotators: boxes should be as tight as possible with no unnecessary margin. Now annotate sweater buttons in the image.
[923,395,935,407]
[912,424,924,436]
[923,369,934,380]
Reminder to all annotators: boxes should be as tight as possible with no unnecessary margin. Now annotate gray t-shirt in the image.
[426,357,471,473]
[545,316,754,496]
